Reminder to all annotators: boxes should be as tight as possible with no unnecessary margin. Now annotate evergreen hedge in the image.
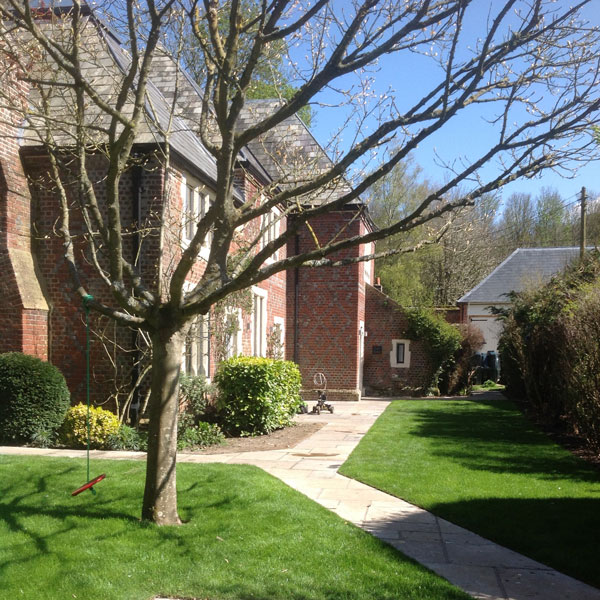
[214,356,302,436]
[0,352,70,445]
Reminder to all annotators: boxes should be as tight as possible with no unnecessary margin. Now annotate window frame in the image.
[181,176,212,258]
[261,204,281,262]
[390,339,411,368]
[184,314,211,378]
[251,286,268,357]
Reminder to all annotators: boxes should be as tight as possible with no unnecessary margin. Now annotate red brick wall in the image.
[287,210,368,401]
[364,284,433,395]
[23,151,160,406]
[24,152,290,406]
[0,58,49,359]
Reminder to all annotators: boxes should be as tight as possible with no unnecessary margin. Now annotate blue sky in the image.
[307,1,599,206]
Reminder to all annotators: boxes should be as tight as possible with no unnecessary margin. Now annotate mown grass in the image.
[339,397,600,587]
[0,455,470,600]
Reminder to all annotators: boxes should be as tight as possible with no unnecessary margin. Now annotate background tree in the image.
[369,161,501,307]
[1,0,600,525]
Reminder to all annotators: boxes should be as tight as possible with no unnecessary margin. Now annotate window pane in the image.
[396,342,405,364]
[186,185,195,240]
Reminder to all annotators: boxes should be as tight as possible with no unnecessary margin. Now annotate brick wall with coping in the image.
[363,283,434,395]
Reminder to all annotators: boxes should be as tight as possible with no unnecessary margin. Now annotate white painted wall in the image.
[465,303,509,353]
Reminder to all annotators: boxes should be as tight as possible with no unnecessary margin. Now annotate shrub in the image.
[59,403,121,449]
[498,250,600,450]
[214,356,302,436]
[106,424,147,451]
[0,352,70,444]
[439,323,485,395]
[405,308,462,390]
[177,421,225,450]
[179,373,211,422]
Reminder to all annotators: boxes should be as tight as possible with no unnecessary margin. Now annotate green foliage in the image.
[177,373,223,449]
[59,403,121,449]
[498,250,600,450]
[482,379,499,389]
[177,421,225,450]
[439,323,485,395]
[214,356,302,435]
[179,373,211,419]
[106,424,147,451]
[0,352,70,444]
[405,308,461,388]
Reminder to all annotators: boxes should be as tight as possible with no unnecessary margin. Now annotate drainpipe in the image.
[293,228,300,364]
[130,164,143,423]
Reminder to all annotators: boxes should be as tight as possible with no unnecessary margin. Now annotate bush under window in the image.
[214,356,302,436]
[59,403,121,449]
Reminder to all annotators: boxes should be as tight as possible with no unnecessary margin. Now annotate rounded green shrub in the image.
[59,403,121,449]
[214,356,302,436]
[0,352,70,444]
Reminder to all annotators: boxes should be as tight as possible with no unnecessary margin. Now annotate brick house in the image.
[0,7,436,410]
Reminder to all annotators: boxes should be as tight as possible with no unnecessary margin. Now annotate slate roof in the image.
[14,12,235,194]
[237,99,357,207]
[13,8,364,211]
[458,247,587,304]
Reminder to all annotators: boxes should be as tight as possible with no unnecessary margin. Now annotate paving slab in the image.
[3,397,600,600]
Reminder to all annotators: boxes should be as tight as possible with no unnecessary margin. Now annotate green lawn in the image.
[0,455,470,600]
[339,397,600,588]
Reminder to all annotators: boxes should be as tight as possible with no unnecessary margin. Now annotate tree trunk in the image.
[142,325,184,525]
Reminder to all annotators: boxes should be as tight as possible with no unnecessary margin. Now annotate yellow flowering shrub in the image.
[59,403,120,449]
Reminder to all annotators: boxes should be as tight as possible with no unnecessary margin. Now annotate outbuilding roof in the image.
[458,247,588,304]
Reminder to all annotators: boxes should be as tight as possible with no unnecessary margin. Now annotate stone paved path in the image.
[3,398,599,600]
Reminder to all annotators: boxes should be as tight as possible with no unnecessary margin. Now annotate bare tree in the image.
[1,0,599,524]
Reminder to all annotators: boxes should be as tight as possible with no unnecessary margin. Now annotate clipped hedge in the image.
[214,356,302,436]
[0,352,70,445]
[59,403,121,449]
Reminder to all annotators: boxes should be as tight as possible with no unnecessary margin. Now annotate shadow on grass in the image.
[405,398,600,483]
[429,496,600,589]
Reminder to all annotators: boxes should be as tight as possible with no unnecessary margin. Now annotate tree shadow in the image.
[405,398,600,483]
[429,496,600,589]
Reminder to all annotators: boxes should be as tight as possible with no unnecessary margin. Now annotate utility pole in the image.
[580,186,587,260]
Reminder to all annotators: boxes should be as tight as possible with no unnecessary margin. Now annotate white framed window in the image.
[362,242,374,285]
[268,315,285,359]
[181,177,212,255]
[224,308,243,359]
[261,205,280,262]
[390,339,411,368]
[184,314,211,377]
[251,286,268,357]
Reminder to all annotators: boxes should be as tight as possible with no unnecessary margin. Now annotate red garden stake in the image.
[71,294,106,497]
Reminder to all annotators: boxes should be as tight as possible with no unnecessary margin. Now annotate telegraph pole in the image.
[580,186,587,260]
